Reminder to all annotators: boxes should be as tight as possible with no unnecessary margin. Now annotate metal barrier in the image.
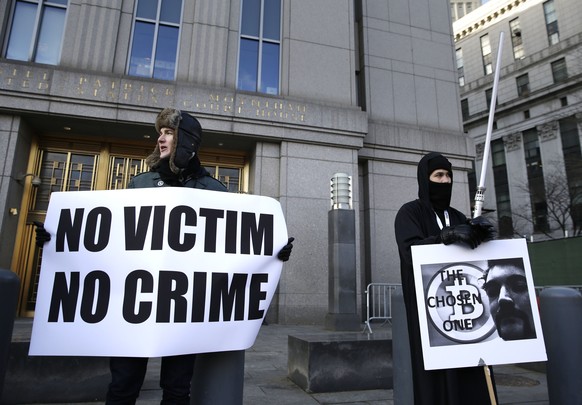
[364,283,400,333]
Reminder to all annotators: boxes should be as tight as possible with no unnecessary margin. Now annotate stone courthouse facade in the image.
[0,0,472,323]
[454,0,582,240]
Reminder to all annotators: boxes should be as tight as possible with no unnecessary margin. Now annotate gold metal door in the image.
[12,139,244,316]
[12,140,149,316]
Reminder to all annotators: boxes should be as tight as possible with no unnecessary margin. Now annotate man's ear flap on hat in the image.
[173,112,203,168]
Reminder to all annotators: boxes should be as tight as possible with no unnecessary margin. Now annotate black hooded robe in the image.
[394,152,494,405]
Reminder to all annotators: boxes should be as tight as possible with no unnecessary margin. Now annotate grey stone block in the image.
[287,332,392,393]
[2,341,109,404]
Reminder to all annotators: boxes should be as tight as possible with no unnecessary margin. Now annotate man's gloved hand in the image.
[33,221,51,248]
[469,216,497,242]
[277,237,295,262]
[440,224,480,249]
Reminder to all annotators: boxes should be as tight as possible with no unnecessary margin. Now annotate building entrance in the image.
[11,135,244,316]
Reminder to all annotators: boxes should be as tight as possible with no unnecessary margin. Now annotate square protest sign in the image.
[29,187,288,357]
[412,239,547,370]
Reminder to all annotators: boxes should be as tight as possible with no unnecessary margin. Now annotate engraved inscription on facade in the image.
[182,93,307,123]
[0,64,307,124]
[537,121,558,142]
[476,142,485,160]
[0,65,50,92]
[503,132,522,151]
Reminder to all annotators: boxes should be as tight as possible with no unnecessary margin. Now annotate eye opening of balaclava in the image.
[417,152,453,211]
[427,155,453,210]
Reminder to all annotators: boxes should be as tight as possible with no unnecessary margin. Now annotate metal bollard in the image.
[0,269,20,401]
[190,350,245,404]
[539,287,582,405]
[391,286,414,404]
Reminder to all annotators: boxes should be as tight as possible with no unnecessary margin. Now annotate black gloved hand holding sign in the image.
[33,221,51,248]
[440,224,480,249]
[277,237,295,262]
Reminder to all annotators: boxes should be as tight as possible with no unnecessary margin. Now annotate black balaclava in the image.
[417,152,453,210]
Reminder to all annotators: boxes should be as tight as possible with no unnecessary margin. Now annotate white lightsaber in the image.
[475,33,505,405]
[474,31,504,219]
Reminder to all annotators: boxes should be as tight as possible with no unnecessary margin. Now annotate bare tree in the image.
[513,167,582,239]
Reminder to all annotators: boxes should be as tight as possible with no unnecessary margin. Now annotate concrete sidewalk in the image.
[8,320,549,405]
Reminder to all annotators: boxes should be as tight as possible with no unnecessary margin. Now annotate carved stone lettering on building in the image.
[119,80,175,106]
[0,64,51,93]
[0,63,307,124]
[476,142,485,160]
[181,93,307,123]
[74,76,119,101]
[537,121,558,142]
[503,132,522,151]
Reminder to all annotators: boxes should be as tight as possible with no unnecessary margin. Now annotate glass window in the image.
[551,58,567,83]
[456,48,465,86]
[128,0,182,80]
[509,18,524,60]
[516,74,530,97]
[485,88,493,110]
[523,128,548,232]
[205,166,242,193]
[153,25,180,80]
[137,0,158,19]
[263,0,280,40]
[238,39,259,92]
[238,0,281,94]
[457,3,465,19]
[480,34,492,75]
[461,98,469,121]
[543,0,559,45]
[559,117,582,231]
[160,0,181,23]
[5,0,67,65]
[491,139,513,238]
[241,0,260,36]
[260,42,279,94]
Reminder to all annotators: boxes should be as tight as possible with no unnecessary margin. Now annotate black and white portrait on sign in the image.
[412,239,546,370]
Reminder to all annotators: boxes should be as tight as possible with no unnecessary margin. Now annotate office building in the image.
[1,0,471,323]
[454,0,582,240]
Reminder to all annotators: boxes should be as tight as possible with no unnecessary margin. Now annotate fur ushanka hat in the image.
[147,108,203,173]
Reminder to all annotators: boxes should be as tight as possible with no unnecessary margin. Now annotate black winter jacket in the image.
[128,169,227,191]
[393,152,494,405]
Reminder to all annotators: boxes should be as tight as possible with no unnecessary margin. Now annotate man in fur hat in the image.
[394,152,496,405]
[128,108,222,189]
[106,108,294,404]
[36,108,294,404]
[104,108,230,404]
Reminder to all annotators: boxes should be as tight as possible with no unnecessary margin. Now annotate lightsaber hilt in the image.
[474,186,486,218]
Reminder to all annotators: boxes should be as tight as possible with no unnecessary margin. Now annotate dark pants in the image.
[106,355,196,405]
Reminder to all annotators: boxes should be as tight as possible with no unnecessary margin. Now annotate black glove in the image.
[277,237,294,262]
[469,216,497,243]
[33,221,51,248]
[440,224,480,249]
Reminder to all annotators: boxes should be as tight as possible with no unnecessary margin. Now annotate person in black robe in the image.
[394,151,496,405]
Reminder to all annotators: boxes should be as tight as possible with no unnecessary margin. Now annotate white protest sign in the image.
[412,239,547,370]
[29,187,288,357]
